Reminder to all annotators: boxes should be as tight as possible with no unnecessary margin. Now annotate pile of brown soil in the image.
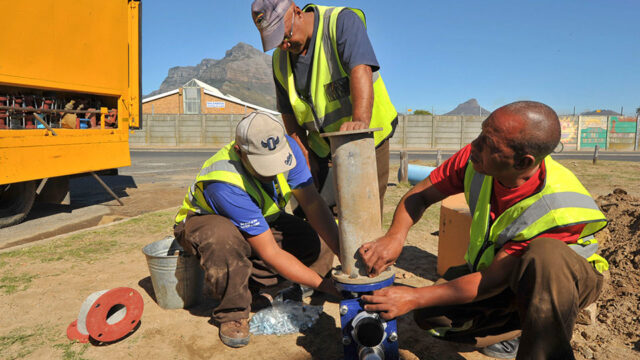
[572,188,640,359]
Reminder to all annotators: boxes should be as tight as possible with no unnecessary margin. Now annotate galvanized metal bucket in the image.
[142,236,204,309]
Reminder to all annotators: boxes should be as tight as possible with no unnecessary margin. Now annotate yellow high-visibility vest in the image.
[175,142,292,225]
[272,4,397,158]
[463,156,608,273]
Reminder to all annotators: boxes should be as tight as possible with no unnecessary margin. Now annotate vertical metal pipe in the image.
[399,150,408,183]
[322,129,382,278]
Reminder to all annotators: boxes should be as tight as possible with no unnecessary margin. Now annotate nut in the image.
[388,331,398,342]
[339,305,349,315]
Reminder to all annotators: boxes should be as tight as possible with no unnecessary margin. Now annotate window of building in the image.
[183,86,200,114]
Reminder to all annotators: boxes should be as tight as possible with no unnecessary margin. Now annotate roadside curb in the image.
[0,206,179,254]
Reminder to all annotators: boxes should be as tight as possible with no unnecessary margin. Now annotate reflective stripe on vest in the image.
[462,156,608,272]
[174,142,292,225]
[272,4,397,158]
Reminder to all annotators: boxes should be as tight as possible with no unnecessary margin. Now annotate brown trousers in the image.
[414,238,603,360]
[174,212,323,324]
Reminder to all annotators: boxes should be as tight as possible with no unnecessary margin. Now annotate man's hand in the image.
[339,121,368,132]
[359,234,404,277]
[317,277,341,298]
[361,286,417,320]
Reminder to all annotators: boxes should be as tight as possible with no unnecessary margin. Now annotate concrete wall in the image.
[130,114,244,147]
[131,114,639,150]
[390,115,484,150]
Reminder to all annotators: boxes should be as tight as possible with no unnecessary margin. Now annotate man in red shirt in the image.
[358,101,606,359]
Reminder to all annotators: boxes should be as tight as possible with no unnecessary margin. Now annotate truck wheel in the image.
[0,181,37,228]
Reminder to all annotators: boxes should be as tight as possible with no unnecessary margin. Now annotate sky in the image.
[142,0,640,116]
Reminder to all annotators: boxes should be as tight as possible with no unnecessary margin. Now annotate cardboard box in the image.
[437,193,472,276]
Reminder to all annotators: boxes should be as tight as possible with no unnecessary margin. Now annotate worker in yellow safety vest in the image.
[358,101,608,359]
[251,0,398,212]
[174,111,340,348]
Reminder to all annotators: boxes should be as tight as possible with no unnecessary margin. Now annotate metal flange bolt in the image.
[339,305,349,315]
[388,332,398,342]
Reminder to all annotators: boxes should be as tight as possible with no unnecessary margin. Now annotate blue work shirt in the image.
[202,135,313,236]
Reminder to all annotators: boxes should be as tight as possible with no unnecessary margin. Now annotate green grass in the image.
[0,273,37,295]
[54,341,90,360]
[0,209,174,265]
[0,209,174,295]
[0,326,49,360]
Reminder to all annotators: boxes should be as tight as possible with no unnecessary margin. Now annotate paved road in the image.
[125,149,640,183]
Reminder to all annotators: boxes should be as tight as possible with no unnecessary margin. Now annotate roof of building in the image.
[580,109,622,116]
[142,78,279,115]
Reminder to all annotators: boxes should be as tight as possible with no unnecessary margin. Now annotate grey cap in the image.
[236,111,296,177]
[251,0,292,51]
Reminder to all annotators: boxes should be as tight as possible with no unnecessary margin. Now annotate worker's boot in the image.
[219,319,250,348]
[479,337,519,359]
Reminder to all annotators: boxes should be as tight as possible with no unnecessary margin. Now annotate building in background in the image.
[142,79,278,116]
[581,109,622,116]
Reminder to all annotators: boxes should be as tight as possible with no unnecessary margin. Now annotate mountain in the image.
[145,42,276,110]
[444,99,490,116]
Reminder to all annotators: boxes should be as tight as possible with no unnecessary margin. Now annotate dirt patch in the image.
[105,182,187,218]
[2,162,639,359]
[572,188,640,359]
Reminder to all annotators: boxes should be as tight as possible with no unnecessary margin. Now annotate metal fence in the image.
[131,114,640,151]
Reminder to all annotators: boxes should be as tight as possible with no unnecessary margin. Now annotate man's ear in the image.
[514,154,536,170]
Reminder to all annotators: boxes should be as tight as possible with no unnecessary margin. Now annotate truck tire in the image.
[0,180,37,228]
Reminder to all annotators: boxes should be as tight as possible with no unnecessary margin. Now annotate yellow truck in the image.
[0,0,141,227]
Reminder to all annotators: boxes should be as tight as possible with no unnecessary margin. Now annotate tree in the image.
[413,109,432,116]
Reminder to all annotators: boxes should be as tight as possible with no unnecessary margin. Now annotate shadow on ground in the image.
[26,175,138,222]
[395,245,439,282]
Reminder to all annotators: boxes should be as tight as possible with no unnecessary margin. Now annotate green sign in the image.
[580,128,606,148]
[609,117,637,134]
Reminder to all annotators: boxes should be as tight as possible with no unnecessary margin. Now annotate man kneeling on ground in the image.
[174,111,340,348]
[359,101,608,359]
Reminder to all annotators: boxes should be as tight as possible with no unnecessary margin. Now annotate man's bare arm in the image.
[340,64,373,131]
[247,229,338,296]
[359,177,448,276]
[291,184,340,257]
[362,249,519,320]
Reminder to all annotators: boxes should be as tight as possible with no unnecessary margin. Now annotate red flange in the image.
[85,287,144,343]
[66,320,89,343]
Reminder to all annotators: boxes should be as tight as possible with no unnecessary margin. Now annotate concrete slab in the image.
[0,204,110,250]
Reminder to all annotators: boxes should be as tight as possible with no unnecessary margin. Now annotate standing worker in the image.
[173,112,341,348]
[250,0,398,210]
[358,101,608,359]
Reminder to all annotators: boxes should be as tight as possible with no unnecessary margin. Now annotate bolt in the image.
[342,336,352,346]
[388,332,398,342]
[339,305,349,315]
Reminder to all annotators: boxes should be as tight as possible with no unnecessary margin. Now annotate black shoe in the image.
[479,337,519,359]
